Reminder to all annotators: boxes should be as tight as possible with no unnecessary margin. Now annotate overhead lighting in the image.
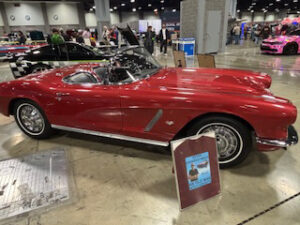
[161,7,165,10]
[89,8,93,11]
[276,0,280,2]
[293,0,298,2]
[237,9,240,12]
[121,3,126,6]
[172,9,176,12]
[252,2,256,5]
[251,10,254,13]
[113,6,117,10]
[93,6,96,9]
[138,6,142,10]
[160,0,164,3]
[132,8,136,11]
[269,3,274,6]
[154,9,158,12]
[130,0,135,2]
[110,8,113,12]
[148,3,152,7]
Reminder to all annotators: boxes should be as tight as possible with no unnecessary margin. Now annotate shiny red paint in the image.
[0,64,297,150]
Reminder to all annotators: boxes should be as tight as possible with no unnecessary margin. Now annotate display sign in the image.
[171,132,220,210]
[173,50,186,68]
[197,54,216,68]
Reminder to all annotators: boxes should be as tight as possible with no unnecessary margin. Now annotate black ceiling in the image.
[9,0,300,13]
[84,0,182,12]
[86,0,300,13]
[237,0,300,13]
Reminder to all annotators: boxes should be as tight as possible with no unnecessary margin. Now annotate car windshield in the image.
[115,47,162,79]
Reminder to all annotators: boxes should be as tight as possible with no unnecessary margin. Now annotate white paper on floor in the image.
[0,149,69,220]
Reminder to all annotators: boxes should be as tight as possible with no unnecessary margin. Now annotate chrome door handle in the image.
[56,92,70,97]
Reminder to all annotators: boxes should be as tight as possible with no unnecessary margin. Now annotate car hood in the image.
[264,35,297,42]
[148,67,272,96]
[117,25,140,46]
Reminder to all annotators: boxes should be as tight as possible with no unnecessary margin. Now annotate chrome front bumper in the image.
[256,126,298,148]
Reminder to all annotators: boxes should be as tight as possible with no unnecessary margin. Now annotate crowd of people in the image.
[143,24,171,55]
[47,28,98,46]
[227,21,300,45]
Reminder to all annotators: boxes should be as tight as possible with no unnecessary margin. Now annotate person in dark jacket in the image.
[76,30,84,44]
[159,24,170,55]
[18,31,26,44]
[60,28,70,41]
[144,26,155,55]
[261,24,271,40]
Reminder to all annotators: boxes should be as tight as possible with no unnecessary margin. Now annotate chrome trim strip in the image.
[51,124,169,147]
[144,109,163,132]
[256,137,297,148]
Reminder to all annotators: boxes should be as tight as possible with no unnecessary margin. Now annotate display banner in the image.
[171,132,221,210]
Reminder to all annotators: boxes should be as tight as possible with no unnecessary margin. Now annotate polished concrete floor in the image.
[0,41,300,225]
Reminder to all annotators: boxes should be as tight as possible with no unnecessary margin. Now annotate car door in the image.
[52,71,122,134]
[30,45,58,61]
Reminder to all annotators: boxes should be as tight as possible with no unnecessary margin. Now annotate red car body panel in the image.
[0,64,297,150]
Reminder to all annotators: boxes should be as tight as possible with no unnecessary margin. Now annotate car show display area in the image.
[0,41,299,224]
[0,149,70,221]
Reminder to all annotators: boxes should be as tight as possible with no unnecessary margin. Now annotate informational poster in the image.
[171,132,221,210]
[186,152,211,191]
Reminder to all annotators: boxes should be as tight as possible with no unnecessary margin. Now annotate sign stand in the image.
[171,132,221,210]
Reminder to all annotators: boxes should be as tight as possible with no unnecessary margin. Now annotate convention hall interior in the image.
[0,0,300,224]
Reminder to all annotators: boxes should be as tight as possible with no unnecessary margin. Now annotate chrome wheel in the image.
[17,103,45,135]
[197,123,243,163]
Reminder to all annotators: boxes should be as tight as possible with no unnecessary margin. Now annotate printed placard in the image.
[171,132,221,210]
[186,152,211,191]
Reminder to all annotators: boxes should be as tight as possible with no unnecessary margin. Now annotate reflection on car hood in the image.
[264,35,299,43]
[148,67,272,96]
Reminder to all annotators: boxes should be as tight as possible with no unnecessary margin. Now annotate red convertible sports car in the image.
[0,46,298,168]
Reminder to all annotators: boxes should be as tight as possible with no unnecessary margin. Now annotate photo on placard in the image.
[185,152,212,191]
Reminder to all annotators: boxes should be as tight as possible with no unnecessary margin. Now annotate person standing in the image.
[159,24,170,55]
[50,28,65,45]
[254,25,262,44]
[144,26,155,55]
[60,28,70,42]
[261,24,271,40]
[18,31,26,44]
[102,26,110,41]
[233,24,241,45]
[76,30,84,44]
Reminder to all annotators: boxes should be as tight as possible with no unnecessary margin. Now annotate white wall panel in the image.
[5,3,45,26]
[110,12,120,24]
[265,13,275,22]
[47,3,79,25]
[241,12,252,22]
[253,13,264,22]
[144,12,160,21]
[122,12,139,23]
[85,12,97,27]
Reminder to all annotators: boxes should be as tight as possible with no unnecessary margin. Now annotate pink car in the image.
[261,29,300,55]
